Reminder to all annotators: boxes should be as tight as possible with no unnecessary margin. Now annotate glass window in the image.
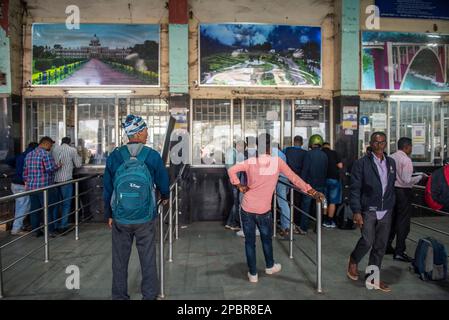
[359,101,388,157]
[77,98,116,165]
[233,99,242,143]
[244,99,281,144]
[25,98,64,145]
[284,100,292,148]
[438,102,449,163]
[399,101,432,163]
[293,99,329,148]
[192,99,231,166]
[124,98,169,152]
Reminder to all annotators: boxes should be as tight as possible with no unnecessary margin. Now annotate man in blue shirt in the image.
[284,136,308,228]
[104,115,169,300]
[6,142,38,235]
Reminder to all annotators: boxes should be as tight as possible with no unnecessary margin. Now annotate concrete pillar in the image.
[333,0,360,168]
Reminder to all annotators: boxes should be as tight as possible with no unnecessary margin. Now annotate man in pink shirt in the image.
[387,137,427,262]
[228,133,324,283]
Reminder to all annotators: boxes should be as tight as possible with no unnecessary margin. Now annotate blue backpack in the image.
[111,145,156,224]
[413,237,448,281]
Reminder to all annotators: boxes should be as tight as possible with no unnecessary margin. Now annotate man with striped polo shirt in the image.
[52,137,82,234]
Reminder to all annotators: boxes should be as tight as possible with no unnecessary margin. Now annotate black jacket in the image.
[301,147,328,189]
[350,151,396,214]
[283,146,307,177]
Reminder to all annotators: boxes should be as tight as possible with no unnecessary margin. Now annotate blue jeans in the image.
[57,184,73,229]
[226,186,241,227]
[29,189,59,233]
[299,186,326,231]
[276,182,290,230]
[241,210,274,276]
[11,183,30,232]
[112,220,158,300]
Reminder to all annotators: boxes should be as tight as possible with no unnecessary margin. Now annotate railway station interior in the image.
[0,0,448,301]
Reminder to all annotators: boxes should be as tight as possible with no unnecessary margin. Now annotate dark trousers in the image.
[240,210,274,276]
[29,190,59,233]
[388,188,412,255]
[226,186,241,227]
[112,220,158,300]
[350,210,393,268]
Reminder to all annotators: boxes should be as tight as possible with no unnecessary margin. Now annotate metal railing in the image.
[0,175,101,298]
[158,164,186,299]
[273,180,327,293]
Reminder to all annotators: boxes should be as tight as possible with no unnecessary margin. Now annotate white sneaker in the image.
[265,263,282,275]
[236,229,260,237]
[236,230,245,237]
[330,221,337,228]
[248,272,258,283]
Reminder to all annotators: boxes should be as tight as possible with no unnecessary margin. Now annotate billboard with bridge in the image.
[31,24,160,86]
[199,24,321,87]
[362,31,449,91]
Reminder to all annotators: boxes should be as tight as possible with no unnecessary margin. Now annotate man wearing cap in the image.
[23,136,61,237]
[103,115,169,300]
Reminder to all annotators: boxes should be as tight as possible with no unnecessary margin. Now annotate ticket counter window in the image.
[77,98,116,165]
[360,99,441,165]
[192,99,231,166]
[293,100,328,148]
[25,98,64,145]
[122,98,169,152]
[244,99,281,144]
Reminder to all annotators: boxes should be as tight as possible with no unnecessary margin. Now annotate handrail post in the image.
[75,181,79,241]
[273,190,277,238]
[316,201,322,293]
[43,190,49,263]
[0,248,3,298]
[158,205,165,299]
[289,187,294,259]
[175,182,179,240]
[169,190,173,263]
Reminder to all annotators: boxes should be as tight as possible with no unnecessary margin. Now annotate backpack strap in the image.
[119,146,131,162]
[136,146,151,162]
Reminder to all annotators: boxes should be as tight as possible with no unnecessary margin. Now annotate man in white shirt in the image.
[387,137,427,262]
[52,137,82,234]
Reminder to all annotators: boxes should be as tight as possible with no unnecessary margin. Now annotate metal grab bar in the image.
[0,175,100,298]
[274,179,327,293]
[158,164,186,299]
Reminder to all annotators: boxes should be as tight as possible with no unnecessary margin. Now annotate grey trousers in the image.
[112,220,159,300]
[350,210,393,269]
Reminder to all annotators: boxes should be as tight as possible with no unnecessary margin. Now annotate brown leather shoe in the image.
[347,257,359,281]
[372,281,391,292]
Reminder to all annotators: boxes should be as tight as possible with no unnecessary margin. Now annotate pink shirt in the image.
[228,154,312,214]
[390,150,422,188]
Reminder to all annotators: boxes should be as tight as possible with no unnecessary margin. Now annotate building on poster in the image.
[362,31,449,91]
[199,24,321,87]
[32,24,160,86]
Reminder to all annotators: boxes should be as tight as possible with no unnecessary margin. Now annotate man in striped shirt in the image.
[52,137,82,233]
[23,136,60,237]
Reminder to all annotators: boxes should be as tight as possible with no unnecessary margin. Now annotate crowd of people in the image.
[3,115,445,298]
[6,136,82,237]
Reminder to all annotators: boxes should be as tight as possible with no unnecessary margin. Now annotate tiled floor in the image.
[0,217,448,300]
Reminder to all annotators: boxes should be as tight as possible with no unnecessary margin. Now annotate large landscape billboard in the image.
[32,24,159,86]
[362,31,449,91]
[199,24,321,87]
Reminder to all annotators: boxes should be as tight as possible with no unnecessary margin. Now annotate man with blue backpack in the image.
[103,115,169,300]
